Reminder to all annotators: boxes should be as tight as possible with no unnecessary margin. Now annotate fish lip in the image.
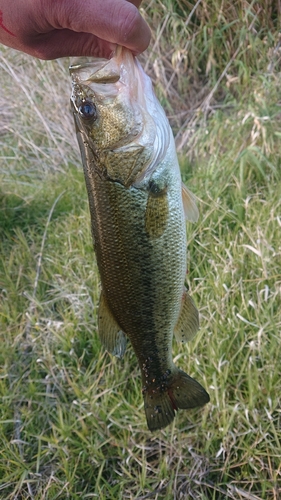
[69,58,109,74]
[69,56,121,86]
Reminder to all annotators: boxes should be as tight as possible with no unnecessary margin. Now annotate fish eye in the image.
[78,100,97,120]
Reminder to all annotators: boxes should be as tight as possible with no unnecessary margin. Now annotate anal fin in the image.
[98,291,127,358]
[174,287,199,342]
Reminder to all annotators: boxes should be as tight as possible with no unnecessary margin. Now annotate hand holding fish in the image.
[0,0,150,59]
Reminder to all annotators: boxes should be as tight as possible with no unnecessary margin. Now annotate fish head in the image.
[70,49,142,151]
[70,47,171,187]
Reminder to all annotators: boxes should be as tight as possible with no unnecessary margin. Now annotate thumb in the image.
[45,0,150,53]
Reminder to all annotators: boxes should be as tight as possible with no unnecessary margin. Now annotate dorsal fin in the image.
[182,183,199,222]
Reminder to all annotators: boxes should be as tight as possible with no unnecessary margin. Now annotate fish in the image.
[70,46,209,431]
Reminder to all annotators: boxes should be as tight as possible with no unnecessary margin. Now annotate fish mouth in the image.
[69,59,120,85]
[69,46,130,87]
[69,46,148,106]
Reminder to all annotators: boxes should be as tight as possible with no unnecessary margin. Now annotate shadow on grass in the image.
[0,168,87,241]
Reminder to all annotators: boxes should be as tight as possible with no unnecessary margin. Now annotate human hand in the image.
[0,0,150,59]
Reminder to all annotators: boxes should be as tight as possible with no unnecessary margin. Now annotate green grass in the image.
[0,1,281,498]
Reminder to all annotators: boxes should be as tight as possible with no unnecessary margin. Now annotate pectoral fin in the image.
[174,287,199,342]
[98,291,127,358]
[182,183,199,222]
[145,193,169,238]
[145,179,169,238]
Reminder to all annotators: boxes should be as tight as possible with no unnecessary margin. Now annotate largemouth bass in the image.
[70,47,209,431]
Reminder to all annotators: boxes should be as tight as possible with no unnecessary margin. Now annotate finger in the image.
[47,0,151,54]
[23,30,117,60]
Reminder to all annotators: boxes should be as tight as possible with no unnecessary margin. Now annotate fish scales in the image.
[70,47,209,431]
[86,167,184,363]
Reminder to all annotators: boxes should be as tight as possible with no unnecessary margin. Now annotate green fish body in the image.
[70,47,209,431]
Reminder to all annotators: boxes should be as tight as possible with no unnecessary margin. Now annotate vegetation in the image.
[0,1,280,498]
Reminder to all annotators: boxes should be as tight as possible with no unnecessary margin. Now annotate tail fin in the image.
[143,369,209,431]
